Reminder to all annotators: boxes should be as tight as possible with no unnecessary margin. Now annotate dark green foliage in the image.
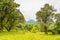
[53,14,60,34]
[48,21,60,34]
[53,22,60,34]
[0,0,25,32]
[24,24,33,31]
[17,23,24,30]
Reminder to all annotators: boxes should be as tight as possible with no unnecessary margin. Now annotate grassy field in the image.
[0,31,60,40]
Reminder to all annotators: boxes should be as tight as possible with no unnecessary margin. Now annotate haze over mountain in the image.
[27,19,36,23]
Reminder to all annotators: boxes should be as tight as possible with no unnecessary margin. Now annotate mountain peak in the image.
[27,19,36,23]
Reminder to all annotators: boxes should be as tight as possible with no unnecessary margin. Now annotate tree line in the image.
[0,0,60,35]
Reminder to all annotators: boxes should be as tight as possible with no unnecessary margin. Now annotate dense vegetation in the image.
[0,0,25,32]
[0,0,60,35]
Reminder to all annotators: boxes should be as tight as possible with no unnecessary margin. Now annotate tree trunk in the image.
[44,26,48,34]
[0,27,3,32]
[5,27,12,32]
[0,22,3,32]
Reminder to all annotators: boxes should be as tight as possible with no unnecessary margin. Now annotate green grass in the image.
[0,31,60,40]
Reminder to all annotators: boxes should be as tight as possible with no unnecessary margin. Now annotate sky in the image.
[15,0,60,21]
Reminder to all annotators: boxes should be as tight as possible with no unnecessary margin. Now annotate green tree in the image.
[54,14,60,34]
[36,4,56,34]
[24,24,33,31]
[0,0,25,32]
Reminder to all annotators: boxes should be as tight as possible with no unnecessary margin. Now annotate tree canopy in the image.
[0,0,25,31]
[36,4,56,34]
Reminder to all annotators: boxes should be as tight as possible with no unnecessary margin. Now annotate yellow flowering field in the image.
[0,31,60,40]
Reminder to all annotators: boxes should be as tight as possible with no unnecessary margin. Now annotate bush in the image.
[17,23,24,30]
[24,24,33,31]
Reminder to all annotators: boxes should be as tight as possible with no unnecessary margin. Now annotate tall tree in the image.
[0,0,25,32]
[36,4,56,34]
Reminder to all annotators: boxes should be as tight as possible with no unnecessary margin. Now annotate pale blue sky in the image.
[15,0,60,21]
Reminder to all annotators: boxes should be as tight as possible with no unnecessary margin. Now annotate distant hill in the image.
[27,19,36,24]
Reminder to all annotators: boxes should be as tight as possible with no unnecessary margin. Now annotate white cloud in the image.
[15,0,60,21]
